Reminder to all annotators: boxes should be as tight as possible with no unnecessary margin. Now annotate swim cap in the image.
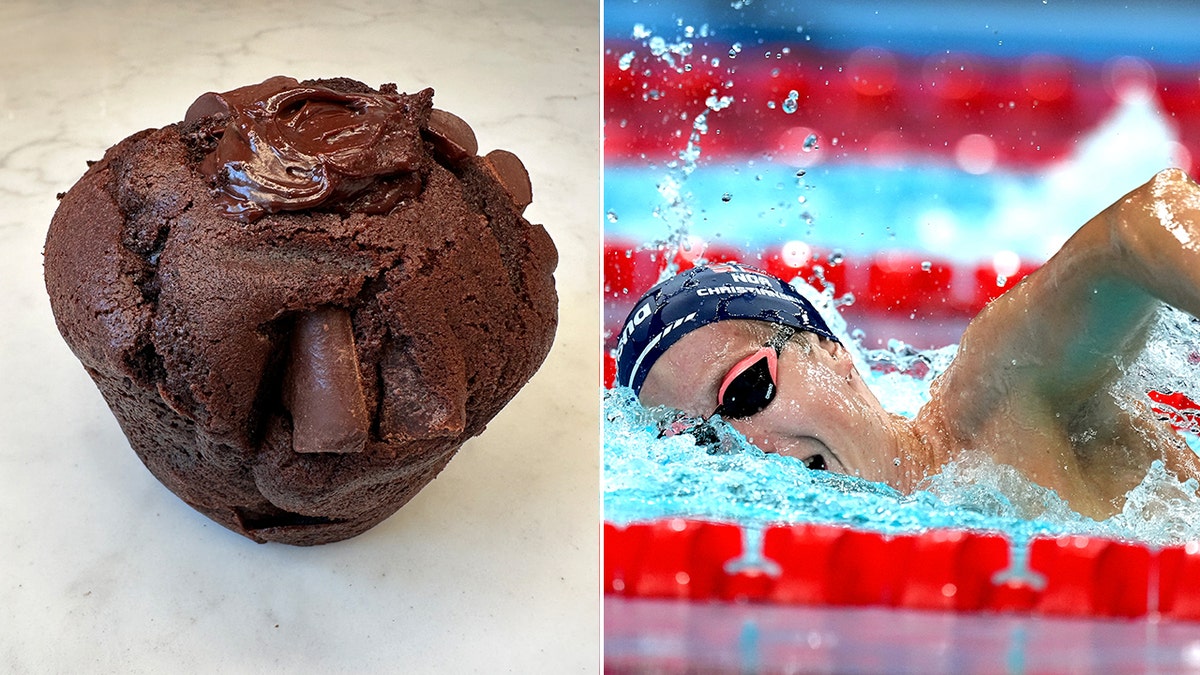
[614,263,840,394]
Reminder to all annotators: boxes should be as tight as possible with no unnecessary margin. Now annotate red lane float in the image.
[605,40,1200,175]
[1149,391,1200,433]
[602,240,1037,320]
[605,520,1200,621]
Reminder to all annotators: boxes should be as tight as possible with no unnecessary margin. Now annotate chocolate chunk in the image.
[285,307,369,455]
[484,149,533,213]
[183,92,231,125]
[424,108,479,164]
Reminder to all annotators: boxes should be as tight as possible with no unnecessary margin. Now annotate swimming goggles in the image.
[713,324,796,419]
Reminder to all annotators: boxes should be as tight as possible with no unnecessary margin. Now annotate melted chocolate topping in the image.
[187,76,433,221]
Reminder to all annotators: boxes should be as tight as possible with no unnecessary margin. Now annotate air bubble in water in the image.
[721,192,733,202]
[828,250,844,265]
[618,52,636,71]
[921,261,932,272]
[728,43,742,59]
[606,210,619,223]
[803,133,819,151]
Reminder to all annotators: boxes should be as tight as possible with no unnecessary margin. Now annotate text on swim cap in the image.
[727,272,772,286]
[697,285,794,302]
[614,300,655,364]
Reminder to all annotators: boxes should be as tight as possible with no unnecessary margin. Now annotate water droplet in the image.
[781,89,800,114]
[894,458,901,466]
[796,169,806,177]
[606,210,619,223]
[996,275,1008,287]
[797,195,807,204]
[721,192,733,202]
[921,261,932,272]
[728,43,743,59]
[618,51,636,71]
[828,250,844,266]
[802,133,819,151]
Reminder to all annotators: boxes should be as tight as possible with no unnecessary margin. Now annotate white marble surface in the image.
[0,1,599,671]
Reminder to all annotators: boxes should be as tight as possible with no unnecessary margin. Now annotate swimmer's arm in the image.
[937,169,1200,429]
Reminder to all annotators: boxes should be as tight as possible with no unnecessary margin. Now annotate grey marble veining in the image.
[0,0,600,671]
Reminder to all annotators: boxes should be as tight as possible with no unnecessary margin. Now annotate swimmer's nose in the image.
[284,307,370,454]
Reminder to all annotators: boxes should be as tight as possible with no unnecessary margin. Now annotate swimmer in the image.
[615,168,1200,520]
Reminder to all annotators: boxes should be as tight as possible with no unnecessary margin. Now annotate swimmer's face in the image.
[639,320,906,486]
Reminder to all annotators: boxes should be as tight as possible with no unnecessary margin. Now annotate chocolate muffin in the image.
[44,76,558,545]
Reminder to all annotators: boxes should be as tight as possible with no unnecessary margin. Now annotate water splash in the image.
[615,22,787,282]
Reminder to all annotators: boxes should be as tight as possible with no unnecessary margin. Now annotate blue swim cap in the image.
[614,263,840,394]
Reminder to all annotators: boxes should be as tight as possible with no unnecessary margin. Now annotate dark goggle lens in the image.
[714,357,777,419]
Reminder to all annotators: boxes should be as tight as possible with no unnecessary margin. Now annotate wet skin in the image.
[640,169,1200,520]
